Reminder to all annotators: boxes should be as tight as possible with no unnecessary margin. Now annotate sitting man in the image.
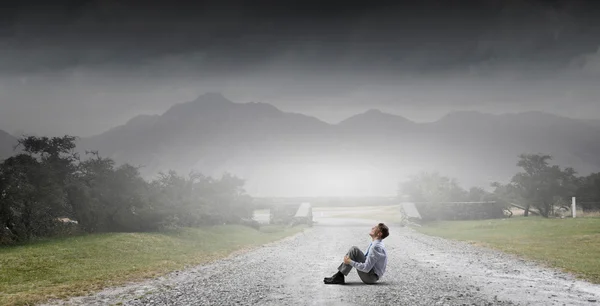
[323,223,389,285]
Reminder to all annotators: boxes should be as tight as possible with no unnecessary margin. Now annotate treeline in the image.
[0,136,254,245]
[400,153,600,218]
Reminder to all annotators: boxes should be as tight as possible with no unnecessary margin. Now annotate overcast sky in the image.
[2,0,600,137]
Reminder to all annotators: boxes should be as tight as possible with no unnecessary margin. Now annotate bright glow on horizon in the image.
[309,163,378,197]
[234,159,411,197]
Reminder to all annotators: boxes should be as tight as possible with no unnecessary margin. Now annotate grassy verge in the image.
[416,217,600,284]
[0,225,305,306]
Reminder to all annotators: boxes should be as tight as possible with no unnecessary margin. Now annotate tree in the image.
[0,135,83,244]
[574,172,600,211]
[467,187,489,202]
[0,154,66,242]
[511,154,577,217]
[144,171,203,229]
[69,151,150,232]
[1,134,256,244]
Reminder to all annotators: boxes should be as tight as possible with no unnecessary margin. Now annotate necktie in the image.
[365,242,372,256]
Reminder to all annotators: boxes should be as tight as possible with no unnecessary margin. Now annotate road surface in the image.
[45,216,600,306]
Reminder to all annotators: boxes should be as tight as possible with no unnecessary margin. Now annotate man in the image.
[323,223,389,285]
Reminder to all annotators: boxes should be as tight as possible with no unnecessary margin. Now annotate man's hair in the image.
[377,223,389,239]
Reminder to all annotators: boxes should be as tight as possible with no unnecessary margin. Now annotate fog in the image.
[2,0,600,197]
[3,62,600,137]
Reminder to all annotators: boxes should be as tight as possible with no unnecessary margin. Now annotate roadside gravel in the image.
[43,217,600,306]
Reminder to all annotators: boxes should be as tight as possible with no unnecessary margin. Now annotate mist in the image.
[2,0,600,197]
[4,3,600,305]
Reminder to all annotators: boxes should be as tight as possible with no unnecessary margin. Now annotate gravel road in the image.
[44,217,600,306]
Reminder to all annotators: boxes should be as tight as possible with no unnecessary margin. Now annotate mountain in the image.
[330,109,600,189]
[420,110,600,186]
[79,93,337,180]
[338,109,414,132]
[584,119,600,128]
[78,94,600,196]
[0,129,18,160]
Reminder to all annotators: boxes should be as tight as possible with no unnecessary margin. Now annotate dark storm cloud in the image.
[2,0,599,77]
[2,0,600,136]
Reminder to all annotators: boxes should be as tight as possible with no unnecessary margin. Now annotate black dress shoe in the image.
[323,272,340,283]
[323,273,345,285]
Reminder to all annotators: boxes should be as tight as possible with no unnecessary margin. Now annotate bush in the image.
[0,136,255,245]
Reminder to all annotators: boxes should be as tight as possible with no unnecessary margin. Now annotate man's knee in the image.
[348,246,360,253]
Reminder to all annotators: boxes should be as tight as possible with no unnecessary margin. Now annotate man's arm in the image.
[350,245,383,273]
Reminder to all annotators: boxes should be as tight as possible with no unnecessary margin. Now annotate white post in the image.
[572,197,576,218]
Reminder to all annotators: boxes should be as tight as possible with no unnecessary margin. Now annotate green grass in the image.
[416,217,600,284]
[0,225,305,306]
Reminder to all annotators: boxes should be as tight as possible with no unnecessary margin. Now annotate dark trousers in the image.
[337,246,379,284]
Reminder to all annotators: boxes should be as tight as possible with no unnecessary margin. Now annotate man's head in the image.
[369,223,389,240]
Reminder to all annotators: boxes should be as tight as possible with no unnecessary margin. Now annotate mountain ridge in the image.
[6,93,600,196]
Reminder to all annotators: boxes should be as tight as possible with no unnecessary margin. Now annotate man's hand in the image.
[343,255,352,265]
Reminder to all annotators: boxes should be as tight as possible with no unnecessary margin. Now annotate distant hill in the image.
[337,109,415,133]
[77,94,600,196]
[78,93,337,181]
[584,119,600,128]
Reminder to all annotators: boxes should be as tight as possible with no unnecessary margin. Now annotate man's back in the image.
[369,239,387,278]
